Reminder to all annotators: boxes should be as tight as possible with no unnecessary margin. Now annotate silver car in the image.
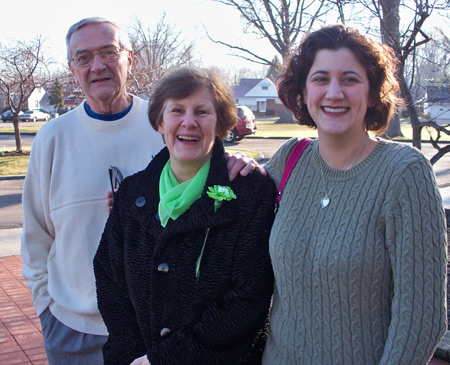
[19,109,50,122]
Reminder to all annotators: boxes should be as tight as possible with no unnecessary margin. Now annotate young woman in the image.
[262,25,447,365]
[94,67,276,364]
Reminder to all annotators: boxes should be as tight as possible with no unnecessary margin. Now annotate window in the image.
[262,86,268,90]
[257,101,266,113]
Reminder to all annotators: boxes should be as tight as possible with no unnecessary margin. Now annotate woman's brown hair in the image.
[277,25,401,134]
[148,67,237,139]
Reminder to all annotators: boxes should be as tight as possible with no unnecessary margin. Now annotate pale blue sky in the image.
[3,0,448,75]
[2,0,274,73]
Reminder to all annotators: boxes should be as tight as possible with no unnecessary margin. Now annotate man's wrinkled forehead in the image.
[68,22,120,58]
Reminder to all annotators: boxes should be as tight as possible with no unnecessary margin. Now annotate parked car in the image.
[1,110,23,122]
[224,105,257,143]
[19,109,50,122]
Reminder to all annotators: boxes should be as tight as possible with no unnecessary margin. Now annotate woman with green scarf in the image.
[94,67,276,365]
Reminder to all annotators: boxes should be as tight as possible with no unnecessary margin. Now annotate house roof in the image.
[40,93,50,104]
[232,79,262,98]
[426,86,450,103]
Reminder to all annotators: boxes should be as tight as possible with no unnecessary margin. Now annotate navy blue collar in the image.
[84,99,133,121]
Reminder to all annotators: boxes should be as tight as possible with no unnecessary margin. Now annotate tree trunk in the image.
[408,104,422,149]
[276,106,295,123]
[399,73,422,149]
[379,0,404,139]
[12,119,22,152]
[385,113,403,138]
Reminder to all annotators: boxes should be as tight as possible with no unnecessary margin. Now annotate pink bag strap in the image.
[275,138,312,211]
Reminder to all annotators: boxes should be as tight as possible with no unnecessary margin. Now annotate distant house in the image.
[0,87,46,112]
[63,85,85,110]
[425,86,450,122]
[40,83,84,114]
[232,78,283,117]
[26,87,47,111]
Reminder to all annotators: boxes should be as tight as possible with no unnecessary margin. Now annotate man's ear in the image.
[68,62,80,85]
[127,50,134,74]
[68,62,74,75]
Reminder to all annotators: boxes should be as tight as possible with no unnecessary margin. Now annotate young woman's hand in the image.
[130,355,150,365]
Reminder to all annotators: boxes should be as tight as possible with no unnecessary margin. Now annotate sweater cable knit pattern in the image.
[262,137,447,365]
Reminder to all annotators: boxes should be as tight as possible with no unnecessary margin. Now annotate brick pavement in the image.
[0,254,449,364]
[0,255,47,364]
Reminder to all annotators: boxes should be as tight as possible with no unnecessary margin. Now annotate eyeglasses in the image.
[109,166,124,195]
[71,46,127,68]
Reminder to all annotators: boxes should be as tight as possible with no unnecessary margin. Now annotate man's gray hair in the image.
[66,17,132,61]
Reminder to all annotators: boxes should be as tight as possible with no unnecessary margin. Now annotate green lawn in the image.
[253,117,450,141]
[1,117,448,176]
[0,148,258,176]
[0,125,42,134]
[253,118,317,138]
[1,117,448,140]
[0,154,30,176]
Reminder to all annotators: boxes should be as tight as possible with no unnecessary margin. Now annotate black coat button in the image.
[160,327,171,337]
[135,197,146,207]
[157,263,169,273]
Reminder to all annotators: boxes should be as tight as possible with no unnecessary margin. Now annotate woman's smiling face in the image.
[158,87,218,180]
[303,47,371,139]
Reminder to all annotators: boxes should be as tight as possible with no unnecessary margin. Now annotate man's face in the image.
[68,22,133,113]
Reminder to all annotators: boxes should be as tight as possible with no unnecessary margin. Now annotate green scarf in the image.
[158,159,211,227]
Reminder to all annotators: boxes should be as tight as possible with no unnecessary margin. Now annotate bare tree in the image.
[419,30,450,165]
[206,0,333,67]
[348,0,450,146]
[209,66,264,86]
[437,29,450,82]
[266,56,283,79]
[0,36,51,152]
[127,15,197,96]
[206,0,335,122]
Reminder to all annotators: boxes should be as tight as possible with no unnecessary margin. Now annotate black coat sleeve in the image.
[93,185,147,364]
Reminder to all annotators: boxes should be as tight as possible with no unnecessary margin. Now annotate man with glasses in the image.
[21,17,259,364]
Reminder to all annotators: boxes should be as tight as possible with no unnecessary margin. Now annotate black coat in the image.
[94,142,276,365]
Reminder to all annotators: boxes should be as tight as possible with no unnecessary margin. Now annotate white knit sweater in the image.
[21,96,165,336]
[263,137,447,365]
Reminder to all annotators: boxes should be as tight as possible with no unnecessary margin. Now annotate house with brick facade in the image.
[232,78,283,117]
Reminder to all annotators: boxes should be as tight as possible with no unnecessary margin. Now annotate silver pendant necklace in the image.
[319,136,369,209]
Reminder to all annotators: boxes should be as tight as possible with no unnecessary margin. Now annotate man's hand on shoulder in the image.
[225,151,267,181]
[106,191,114,213]
[130,355,150,365]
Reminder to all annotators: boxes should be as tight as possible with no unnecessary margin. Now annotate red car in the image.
[225,105,257,143]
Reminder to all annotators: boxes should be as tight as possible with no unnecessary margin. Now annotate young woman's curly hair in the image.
[277,25,401,134]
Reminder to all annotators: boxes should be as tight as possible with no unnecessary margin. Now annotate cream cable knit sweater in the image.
[263,137,447,365]
[21,96,165,336]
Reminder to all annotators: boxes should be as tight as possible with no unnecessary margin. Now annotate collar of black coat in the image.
[123,139,239,238]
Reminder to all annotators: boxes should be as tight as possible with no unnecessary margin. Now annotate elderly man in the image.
[21,17,258,364]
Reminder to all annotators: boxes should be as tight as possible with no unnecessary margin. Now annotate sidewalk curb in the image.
[0,175,25,181]
[0,132,37,136]
[245,135,450,144]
